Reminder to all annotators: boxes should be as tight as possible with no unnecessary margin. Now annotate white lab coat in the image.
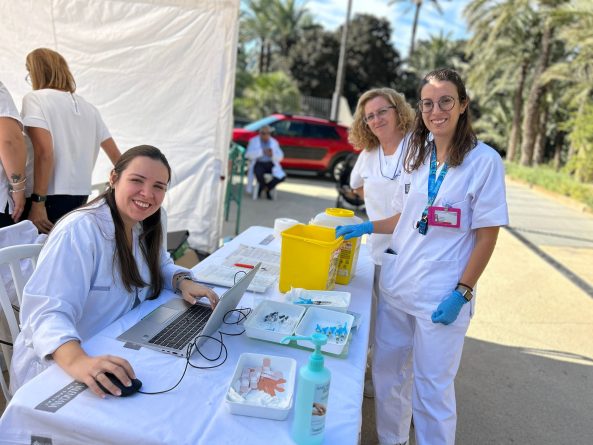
[245,135,286,193]
[9,200,186,393]
[374,141,509,445]
[349,135,409,265]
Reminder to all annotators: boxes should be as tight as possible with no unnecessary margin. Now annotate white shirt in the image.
[21,89,111,195]
[380,141,509,319]
[350,135,408,264]
[9,201,185,391]
[245,135,286,179]
[0,81,23,212]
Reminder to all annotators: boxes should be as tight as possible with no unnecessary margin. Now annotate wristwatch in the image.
[30,193,47,203]
[455,283,474,302]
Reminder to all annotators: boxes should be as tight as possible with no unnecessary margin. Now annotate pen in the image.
[234,263,255,269]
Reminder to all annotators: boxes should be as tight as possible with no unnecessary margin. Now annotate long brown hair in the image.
[349,88,415,151]
[405,68,477,172]
[87,145,171,300]
[26,48,76,92]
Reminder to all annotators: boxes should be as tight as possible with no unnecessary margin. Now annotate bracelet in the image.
[174,272,193,292]
[457,282,474,292]
[9,187,25,193]
[9,178,26,187]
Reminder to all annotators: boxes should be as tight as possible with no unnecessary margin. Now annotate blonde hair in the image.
[348,88,414,151]
[26,48,76,92]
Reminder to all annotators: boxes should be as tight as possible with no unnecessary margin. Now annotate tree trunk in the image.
[520,23,553,167]
[553,131,564,171]
[533,97,549,165]
[506,61,528,162]
[409,1,422,58]
[259,38,266,74]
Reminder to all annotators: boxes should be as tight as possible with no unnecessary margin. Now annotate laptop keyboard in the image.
[148,304,213,349]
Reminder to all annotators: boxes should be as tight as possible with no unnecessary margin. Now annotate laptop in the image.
[117,263,261,357]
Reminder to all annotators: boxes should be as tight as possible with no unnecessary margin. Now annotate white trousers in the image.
[372,297,469,445]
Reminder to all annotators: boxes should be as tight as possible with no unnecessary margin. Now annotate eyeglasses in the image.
[25,73,31,85]
[260,131,271,135]
[418,96,456,113]
[364,106,395,124]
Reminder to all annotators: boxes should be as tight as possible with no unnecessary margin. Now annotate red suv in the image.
[232,114,356,180]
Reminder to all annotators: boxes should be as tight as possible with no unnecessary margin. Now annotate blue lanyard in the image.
[417,144,448,234]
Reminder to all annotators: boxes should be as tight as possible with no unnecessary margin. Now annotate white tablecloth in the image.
[0,226,373,445]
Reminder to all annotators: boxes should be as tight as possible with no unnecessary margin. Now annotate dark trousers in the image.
[0,203,15,228]
[22,194,88,224]
[254,161,284,191]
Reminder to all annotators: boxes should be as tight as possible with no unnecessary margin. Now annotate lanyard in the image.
[378,142,404,180]
[417,144,448,235]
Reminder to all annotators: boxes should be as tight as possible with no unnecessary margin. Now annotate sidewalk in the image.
[224,174,593,445]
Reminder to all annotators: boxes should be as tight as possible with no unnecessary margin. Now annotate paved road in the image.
[223,174,593,445]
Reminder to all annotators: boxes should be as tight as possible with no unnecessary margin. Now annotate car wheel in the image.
[331,156,348,182]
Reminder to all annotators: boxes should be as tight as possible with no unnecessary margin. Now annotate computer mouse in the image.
[97,372,142,397]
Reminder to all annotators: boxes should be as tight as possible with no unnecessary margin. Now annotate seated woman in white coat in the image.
[245,126,286,199]
[337,69,508,445]
[10,145,219,398]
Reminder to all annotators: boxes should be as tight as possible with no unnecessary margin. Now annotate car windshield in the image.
[243,116,280,131]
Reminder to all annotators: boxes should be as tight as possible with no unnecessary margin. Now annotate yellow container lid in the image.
[325,208,355,218]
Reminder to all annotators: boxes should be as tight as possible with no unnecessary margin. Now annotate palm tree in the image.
[464,0,539,162]
[407,32,466,76]
[389,0,450,57]
[242,0,275,73]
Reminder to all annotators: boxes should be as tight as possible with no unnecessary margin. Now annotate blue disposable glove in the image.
[335,221,373,240]
[431,290,467,325]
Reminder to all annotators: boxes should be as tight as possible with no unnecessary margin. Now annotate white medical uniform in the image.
[21,89,111,196]
[9,200,186,393]
[349,135,409,265]
[374,141,508,445]
[245,135,285,193]
[0,81,23,215]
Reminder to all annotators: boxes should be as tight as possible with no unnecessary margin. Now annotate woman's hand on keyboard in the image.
[178,279,219,309]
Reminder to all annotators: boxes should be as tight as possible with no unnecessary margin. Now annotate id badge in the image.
[427,206,461,228]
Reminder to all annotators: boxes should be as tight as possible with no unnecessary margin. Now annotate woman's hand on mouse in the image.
[178,280,219,309]
[52,340,136,398]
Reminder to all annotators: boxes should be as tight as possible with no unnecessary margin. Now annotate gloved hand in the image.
[335,221,373,240]
[431,290,467,325]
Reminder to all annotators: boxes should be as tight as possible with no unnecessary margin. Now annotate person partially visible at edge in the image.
[0,81,27,227]
[245,125,286,200]
[347,87,415,399]
[21,47,121,233]
[10,145,219,398]
[336,68,508,445]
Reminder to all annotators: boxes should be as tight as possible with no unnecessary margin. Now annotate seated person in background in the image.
[245,125,285,200]
[10,145,219,398]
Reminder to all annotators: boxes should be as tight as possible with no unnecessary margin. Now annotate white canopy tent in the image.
[0,0,240,253]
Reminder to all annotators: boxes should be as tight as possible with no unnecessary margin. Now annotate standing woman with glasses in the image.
[337,69,508,445]
[22,48,121,233]
[346,88,414,398]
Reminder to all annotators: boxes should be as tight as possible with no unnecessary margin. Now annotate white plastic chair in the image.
[0,243,43,402]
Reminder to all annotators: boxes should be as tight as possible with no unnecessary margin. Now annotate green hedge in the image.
[505,162,593,211]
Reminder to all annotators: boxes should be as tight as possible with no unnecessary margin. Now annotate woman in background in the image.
[22,48,121,233]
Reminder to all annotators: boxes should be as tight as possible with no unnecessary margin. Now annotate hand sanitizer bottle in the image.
[282,333,331,445]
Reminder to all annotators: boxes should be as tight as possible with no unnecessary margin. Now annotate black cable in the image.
[0,339,13,347]
[137,307,252,395]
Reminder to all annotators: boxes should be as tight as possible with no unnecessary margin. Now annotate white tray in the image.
[294,307,355,355]
[244,300,306,344]
[285,288,351,312]
[225,353,297,420]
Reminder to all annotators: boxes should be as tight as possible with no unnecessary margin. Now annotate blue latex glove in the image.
[335,221,373,240]
[431,290,467,325]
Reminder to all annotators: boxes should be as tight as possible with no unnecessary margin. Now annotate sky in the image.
[307,0,471,59]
